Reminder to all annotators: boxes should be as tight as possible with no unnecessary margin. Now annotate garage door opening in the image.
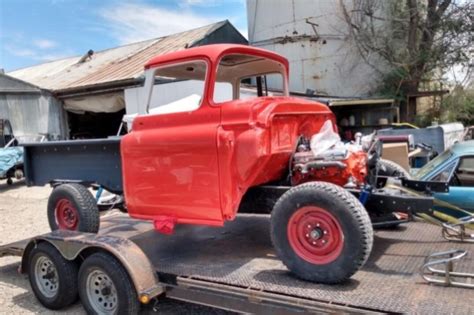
[67,109,125,139]
[63,92,126,139]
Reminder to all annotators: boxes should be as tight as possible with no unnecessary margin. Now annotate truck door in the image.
[121,60,224,226]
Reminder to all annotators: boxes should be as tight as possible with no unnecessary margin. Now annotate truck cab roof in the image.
[144,44,289,73]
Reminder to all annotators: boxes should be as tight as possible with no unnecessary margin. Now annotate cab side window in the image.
[453,157,474,186]
[148,60,207,115]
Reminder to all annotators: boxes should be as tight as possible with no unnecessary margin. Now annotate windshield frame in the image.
[414,149,455,180]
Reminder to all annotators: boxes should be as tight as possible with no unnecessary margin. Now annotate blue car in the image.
[414,140,474,221]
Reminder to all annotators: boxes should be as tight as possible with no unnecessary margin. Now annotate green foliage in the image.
[377,67,409,101]
[344,0,473,115]
[440,86,474,125]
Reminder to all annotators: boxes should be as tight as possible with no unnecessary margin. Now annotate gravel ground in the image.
[0,179,234,314]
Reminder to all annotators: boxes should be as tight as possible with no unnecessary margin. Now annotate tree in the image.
[440,84,474,125]
[340,0,473,122]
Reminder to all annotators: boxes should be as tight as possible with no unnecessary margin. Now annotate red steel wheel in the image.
[47,184,99,233]
[55,198,79,230]
[287,206,343,264]
[271,182,373,283]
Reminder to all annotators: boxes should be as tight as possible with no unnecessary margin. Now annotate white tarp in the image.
[63,92,125,113]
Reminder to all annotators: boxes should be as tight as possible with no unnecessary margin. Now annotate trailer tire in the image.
[28,242,78,310]
[6,177,12,185]
[78,252,139,315]
[271,181,373,284]
[378,159,411,178]
[47,183,99,233]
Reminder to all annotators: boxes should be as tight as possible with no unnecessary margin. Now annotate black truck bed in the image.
[23,138,122,193]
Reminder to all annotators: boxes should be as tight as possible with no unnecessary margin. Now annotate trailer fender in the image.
[21,230,164,303]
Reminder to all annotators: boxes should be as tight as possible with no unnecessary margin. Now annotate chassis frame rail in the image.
[157,275,380,314]
[442,216,474,243]
[421,249,474,289]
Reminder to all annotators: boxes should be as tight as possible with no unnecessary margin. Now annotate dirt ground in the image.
[0,179,232,314]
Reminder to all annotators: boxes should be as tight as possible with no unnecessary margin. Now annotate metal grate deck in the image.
[122,214,474,314]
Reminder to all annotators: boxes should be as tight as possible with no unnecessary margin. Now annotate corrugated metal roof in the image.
[7,21,234,94]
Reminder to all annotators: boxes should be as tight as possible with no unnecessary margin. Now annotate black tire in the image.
[6,177,13,185]
[78,252,139,315]
[271,181,373,284]
[378,159,411,178]
[28,242,78,310]
[47,183,99,233]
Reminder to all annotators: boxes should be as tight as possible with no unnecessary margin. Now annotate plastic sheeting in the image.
[310,120,341,156]
[0,147,23,177]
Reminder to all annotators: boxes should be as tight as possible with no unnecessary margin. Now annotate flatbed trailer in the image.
[1,213,473,314]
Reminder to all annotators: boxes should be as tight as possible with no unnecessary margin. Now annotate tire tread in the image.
[28,242,78,309]
[47,183,99,233]
[78,252,139,315]
[271,181,373,283]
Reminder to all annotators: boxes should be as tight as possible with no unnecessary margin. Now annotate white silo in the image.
[247,0,387,97]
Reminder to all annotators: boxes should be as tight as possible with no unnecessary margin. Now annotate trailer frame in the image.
[1,213,473,314]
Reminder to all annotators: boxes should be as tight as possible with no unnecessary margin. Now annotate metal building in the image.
[247,0,385,97]
[8,20,247,139]
[0,73,68,141]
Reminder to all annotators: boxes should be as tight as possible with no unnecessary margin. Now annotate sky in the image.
[0,0,248,72]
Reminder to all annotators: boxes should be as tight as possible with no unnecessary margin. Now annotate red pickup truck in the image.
[23,44,436,285]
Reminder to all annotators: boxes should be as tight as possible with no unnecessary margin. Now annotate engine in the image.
[291,139,369,189]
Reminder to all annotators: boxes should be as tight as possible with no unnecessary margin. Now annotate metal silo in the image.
[247,0,385,97]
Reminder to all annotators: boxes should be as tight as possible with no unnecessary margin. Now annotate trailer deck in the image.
[1,213,473,314]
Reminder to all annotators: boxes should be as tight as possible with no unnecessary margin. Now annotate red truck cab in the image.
[24,44,438,284]
[121,44,336,228]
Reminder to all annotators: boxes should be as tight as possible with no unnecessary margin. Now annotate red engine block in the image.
[292,149,368,188]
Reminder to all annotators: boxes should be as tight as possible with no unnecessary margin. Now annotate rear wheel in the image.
[271,181,373,283]
[47,184,99,233]
[28,242,78,309]
[78,252,139,315]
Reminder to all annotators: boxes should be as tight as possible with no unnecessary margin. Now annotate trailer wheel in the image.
[378,159,411,178]
[271,181,373,284]
[28,242,78,309]
[78,252,139,315]
[6,177,12,185]
[48,183,99,233]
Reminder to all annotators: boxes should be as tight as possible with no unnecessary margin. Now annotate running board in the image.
[421,249,474,289]
[442,216,474,243]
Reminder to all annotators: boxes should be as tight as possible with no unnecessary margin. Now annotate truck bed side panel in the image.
[23,139,123,193]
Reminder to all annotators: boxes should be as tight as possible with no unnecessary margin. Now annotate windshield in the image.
[414,149,454,179]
